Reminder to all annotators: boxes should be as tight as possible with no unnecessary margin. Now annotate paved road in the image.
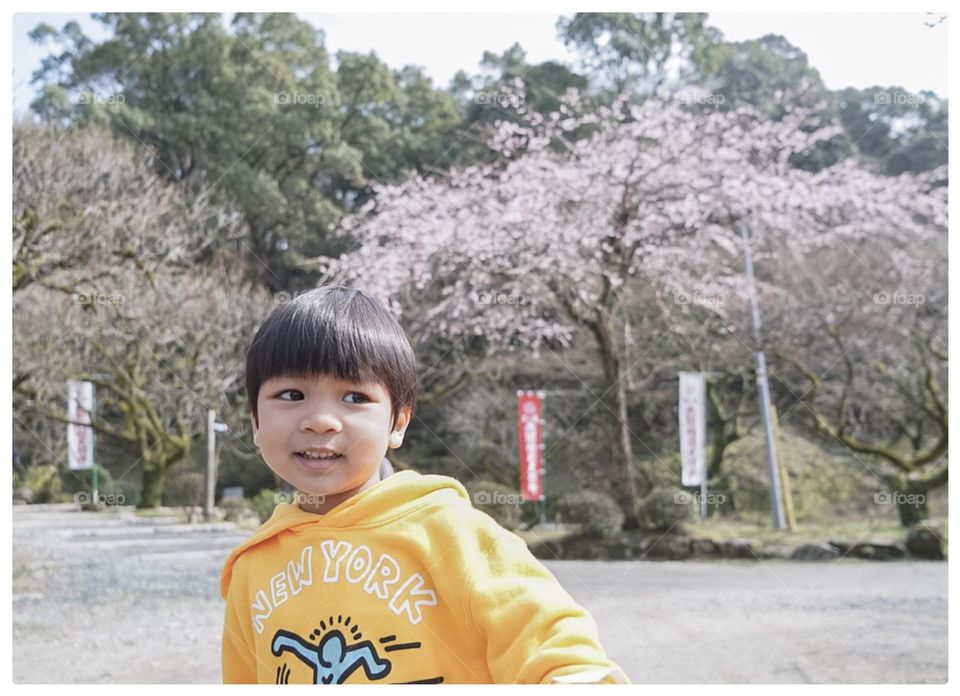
[12,506,947,683]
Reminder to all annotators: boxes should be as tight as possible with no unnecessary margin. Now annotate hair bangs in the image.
[246,286,418,427]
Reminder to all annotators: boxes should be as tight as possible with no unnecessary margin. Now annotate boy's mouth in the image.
[295,448,341,460]
[294,448,343,469]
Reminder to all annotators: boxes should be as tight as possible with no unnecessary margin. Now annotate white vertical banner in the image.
[67,379,95,471]
[679,372,707,486]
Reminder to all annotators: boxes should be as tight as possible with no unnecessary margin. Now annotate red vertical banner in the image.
[517,390,544,501]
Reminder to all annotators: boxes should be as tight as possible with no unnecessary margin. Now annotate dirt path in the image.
[13,506,947,683]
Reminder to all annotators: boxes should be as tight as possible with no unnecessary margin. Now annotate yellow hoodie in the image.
[219,469,629,684]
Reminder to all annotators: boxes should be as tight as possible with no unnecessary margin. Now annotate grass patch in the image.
[133,506,186,521]
[685,516,923,547]
[517,526,578,547]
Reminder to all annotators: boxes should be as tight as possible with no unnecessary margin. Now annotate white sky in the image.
[11,11,949,117]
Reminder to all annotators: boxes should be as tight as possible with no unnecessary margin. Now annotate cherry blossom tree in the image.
[13,120,268,508]
[14,260,270,508]
[319,84,946,528]
[13,120,235,297]
[764,229,947,526]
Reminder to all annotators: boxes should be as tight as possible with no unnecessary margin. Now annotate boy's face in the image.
[251,372,410,514]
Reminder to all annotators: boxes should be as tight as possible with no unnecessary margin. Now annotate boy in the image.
[219,286,629,684]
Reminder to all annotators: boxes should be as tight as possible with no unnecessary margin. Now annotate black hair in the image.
[246,286,418,430]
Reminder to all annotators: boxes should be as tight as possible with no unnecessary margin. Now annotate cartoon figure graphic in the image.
[271,614,443,684]
[272,628,390,684]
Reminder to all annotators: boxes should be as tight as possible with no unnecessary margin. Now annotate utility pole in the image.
[206,410,229,522]
[738,221,787,529]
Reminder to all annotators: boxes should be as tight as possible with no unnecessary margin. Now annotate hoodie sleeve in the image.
[221,564,258,684]
[462,527,629,684]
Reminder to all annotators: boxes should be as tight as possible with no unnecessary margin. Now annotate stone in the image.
[790,543,840,561]
[906,521,945,560]
[691,539,719,558]
[642,535,691,560]
[563,535,604,560]
[759,544,793,560]
[829,540,907,560]
[858,543,907,560]
[719,538,756,559]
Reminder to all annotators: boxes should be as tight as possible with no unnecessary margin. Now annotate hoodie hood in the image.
[219,469,469,600]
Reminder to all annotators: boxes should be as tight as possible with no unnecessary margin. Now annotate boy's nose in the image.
[300,410,342,433]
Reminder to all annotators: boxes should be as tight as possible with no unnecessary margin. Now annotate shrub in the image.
[111,478,142,508]
[220,495,257,522]
[162,471,205,507]
[59,466,112,495]
[19,464,62,503]
[250,488,285,524]
[556,490,624,538]
[636,487,693,530]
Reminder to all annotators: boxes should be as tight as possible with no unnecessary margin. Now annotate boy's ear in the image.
[250,413,260,447]
[390,406,413,437]
[394,406,412,437]
[389,406,412,449]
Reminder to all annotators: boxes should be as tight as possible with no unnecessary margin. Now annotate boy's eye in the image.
[274,390,370,404]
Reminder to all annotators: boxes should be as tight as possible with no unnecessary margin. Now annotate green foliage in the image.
[162,471,206,507]
[559,12,720,94]
[220,495,257,522]
[28,13,464,292]
[837,86,947,174]
[18,464,63,503]
[708,426,884,521]
[110,478,142,508]
[18,12,946,530]
[556,490,624,538]
[698,35,828,114]
[58,466,119,503]
[250,488,282,524]
[636,487,694,530]
[216,452,278,504]
[448,43,590,166]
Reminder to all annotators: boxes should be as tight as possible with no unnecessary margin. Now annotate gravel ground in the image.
[12,506,947,683]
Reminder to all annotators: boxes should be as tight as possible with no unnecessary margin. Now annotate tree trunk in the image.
[139,459,166,509]
[889,470,941,527]
[595,316,641,529]
[896,495,929,527]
